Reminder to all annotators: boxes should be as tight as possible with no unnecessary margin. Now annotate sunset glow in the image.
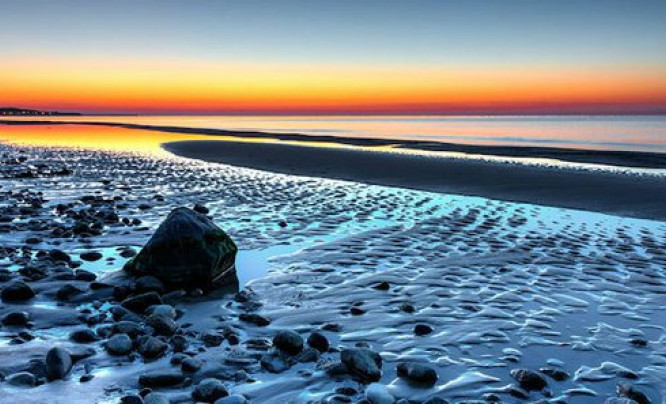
[2,1,665,115]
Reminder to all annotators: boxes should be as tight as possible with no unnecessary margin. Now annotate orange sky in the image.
[2,58,666,115]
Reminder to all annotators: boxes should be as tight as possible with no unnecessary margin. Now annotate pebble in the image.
[80,251,103,262]
[511,369,548,391]
[260,352,290,373]
[273,330,304,355]
[137,335,168,359]
[106,333,134,355]
[307,332,330,352]
[365,383,395,404]
[413,323,433,336]
[1,281,36,301]
[192,378,229,402]
[122,292,164,313]
[70,328,100,343]
[6,371,37,387]
[1,310,30,326]
[46,347,73,380]
[341,348,382,382]
[181,357,203,373]
[138,372,185,387]
[396,362,438,386]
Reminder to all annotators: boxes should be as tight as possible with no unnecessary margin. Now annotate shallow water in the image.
[1,125,666,403]
[6,114,666,153]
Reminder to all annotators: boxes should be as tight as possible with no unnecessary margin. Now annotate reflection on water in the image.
[4,114,666,153]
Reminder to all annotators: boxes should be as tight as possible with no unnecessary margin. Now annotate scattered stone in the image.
[120,395,143,404]
[7,371,37,387]
[49,249,71,263]
[75,270,97,281]
[307,332,330,353]
[413,324,433,336]
[124,207,238,289]
[137,335,168,359]
[1,281,36,302]
[80,251,103,262]
[273,330,303,355]
[1,310,30,326]
[193,203,209,214]
[617,383,650,404]
[192,378,229,402]
[540,367,570,381]
[46,347,73,380]
[372,281,390,291]
[365,383,395,404]
[511,369,548,391]
[144,393,170,404]
[56,284,85,301]
[122,292,163,313]
[201,331,225,347]
[135,276,166,294]
[106,333,134,355]
[630,338,648,347]
[70,328,100,343]
[239,313,270,326]
[396,362,438,386]
[341,348,382,382]
[146,314,178,336]
[138,372,185,388]
[181,357,203,373]
[260,352,290,373]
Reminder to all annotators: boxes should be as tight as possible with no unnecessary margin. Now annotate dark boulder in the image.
[341,348,382,382]
[124,207,237,290]
[1,281,36,302]
[397,362,438,386]
[46,347,73,380]
[273,330,303,355]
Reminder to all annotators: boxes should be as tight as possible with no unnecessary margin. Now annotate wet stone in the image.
[70,328,100,343]
[511,369,548,391]
[106,333,134,355]
[307,332,330,353]
[46,347,73,380]
[192,378,229,402]
[1,310,30,326]
[273,330,304,355]
[341,348,382,382]
[1,281,36,302]
[413,323,433,336]
[396,362,438,387]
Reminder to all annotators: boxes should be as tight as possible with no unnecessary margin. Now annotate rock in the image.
[80,251,103,262]
[139,372,185,387]
[144,393,170,404]
[7,371,37,387]
[122,292,163,313]
[146,304,177,319]
[124,207,238,290]
[260,352,290,373]
[146,314,177,336]
[46,347,73,380]
[295,348,320,363]
[192,378,229,402]
[372,281,390,291]
[137,336,168,359]
[75,270,97,281]
[201,331,225,347]
[539,367,570,381]
[56,284,85,300]
[106,333,134,355]
[1,281,36,301]
[120,395,143,404]
[273,330,304,355]
[365,383,395,404]
[135,276,166,294]
[413,324,433,336]
[307,332,330,352]
[182,357,203,373]
[396,362,438,386]
[618,383,651,404]
[193,204,209,214]
[341,348,382,382]
[214,395,248,404]
[511,369,548,391]
[49,249,71,263]
[239,313,270,326]
[114,320,144,338]
[1,310,30,326]
[70,328,100,343]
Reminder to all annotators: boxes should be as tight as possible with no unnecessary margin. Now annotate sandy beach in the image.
[165,139,666,221]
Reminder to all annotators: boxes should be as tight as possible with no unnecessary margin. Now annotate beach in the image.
[0,123,665,403]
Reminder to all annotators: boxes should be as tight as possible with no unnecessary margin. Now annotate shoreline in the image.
[3,118,666,169]
[164,139,666,221]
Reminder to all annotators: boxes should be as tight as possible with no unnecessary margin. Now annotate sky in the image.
[1,0,665,115]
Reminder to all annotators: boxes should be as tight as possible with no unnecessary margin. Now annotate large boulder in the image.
[124,207,238,290]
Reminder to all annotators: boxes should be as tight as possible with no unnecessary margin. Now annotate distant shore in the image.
[3,118,666,168]
[165,139,666,221]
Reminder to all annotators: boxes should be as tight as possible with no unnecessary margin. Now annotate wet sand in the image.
[165,140,666,221]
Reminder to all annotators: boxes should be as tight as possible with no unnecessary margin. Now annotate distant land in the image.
[0,107,81,116]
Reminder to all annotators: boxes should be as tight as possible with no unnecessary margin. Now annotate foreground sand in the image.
[165,140,666,221]
[0,136,665,403]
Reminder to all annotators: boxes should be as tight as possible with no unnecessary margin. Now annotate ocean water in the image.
[7,114,666,153]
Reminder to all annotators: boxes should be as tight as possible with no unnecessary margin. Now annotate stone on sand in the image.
[341,348,382,382]
[1,281,36,302]
[124,207,238,289]
[192,377,229,402]
[46,347,73,380]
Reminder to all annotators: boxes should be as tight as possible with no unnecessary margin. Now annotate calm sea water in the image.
[9,115,666,153]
